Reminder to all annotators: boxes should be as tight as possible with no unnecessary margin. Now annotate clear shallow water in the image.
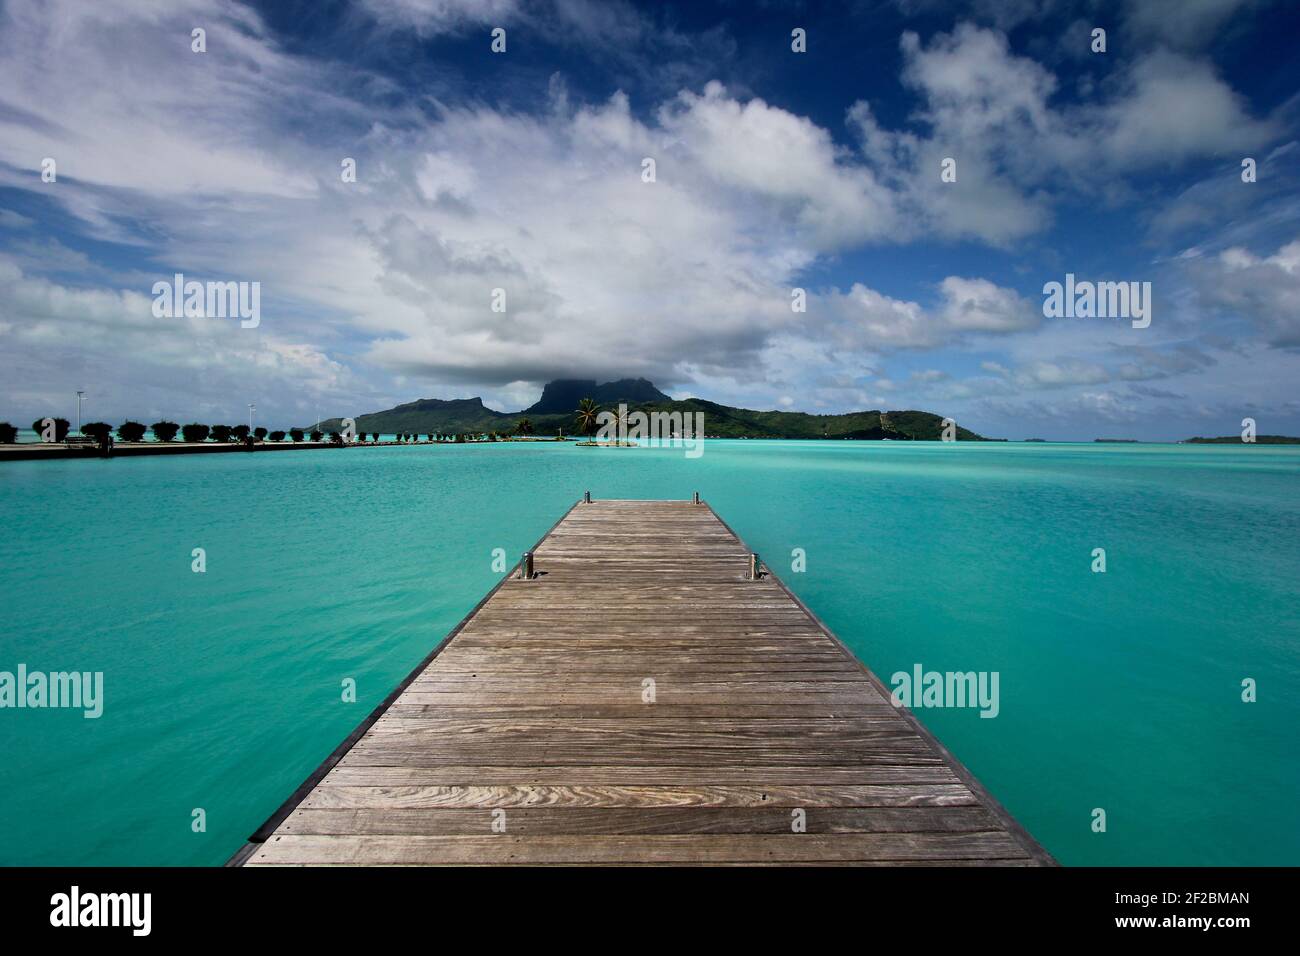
[0,440,1296,866]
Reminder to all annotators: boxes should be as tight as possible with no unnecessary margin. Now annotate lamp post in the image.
[248,403,256,431]
[76,391,86,432]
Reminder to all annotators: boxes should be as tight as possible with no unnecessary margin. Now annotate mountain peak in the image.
[525,377,670,415]
[397,396,487,412]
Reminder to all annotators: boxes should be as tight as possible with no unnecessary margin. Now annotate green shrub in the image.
[210,425,233,443]
[310,430,323,443]
[151,421,179,442]
[31,418,70,442]
[289,428,304,442]
[81,422,113,442]
[0,422,17,444]
[117,421,147,442]
[269,430,286,442]
[181,423,210,443]
[231,424,250,441]
[254,427,268,441]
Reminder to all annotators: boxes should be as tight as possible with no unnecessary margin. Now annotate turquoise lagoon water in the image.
[0,440,1296,866]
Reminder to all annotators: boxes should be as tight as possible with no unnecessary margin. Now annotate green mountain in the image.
[317,379,990,440]
[317,397,511,435]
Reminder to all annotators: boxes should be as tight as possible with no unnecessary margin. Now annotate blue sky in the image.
[1,0,1298,439]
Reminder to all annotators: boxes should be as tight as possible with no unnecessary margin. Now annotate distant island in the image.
[1185,435,1300,444]
[316,377,990,441]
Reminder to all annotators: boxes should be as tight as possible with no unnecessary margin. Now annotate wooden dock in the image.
[234,498,1052,866]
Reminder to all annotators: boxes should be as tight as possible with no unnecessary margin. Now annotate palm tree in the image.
[574,398,601,436]
[515,418,534,436]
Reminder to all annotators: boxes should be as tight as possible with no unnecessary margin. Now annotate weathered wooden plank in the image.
[340,744,945,766]
[301,783,981,809]
[245,832,1032,865]
[408,679,877,692]
[413,670,871,682]
[279,806,999,835]
[322,764,966,785]
[393,692,888,706]
[438,644,847,656]
[435,656,857,667]
[366,717,912,736]
[358,721,926,754]
[384,703,899,719]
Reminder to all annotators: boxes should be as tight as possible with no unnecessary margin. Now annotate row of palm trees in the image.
[0,419,549,446]
[0,418,332,445]
[514,400,601,436]
[3,398,610,447]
